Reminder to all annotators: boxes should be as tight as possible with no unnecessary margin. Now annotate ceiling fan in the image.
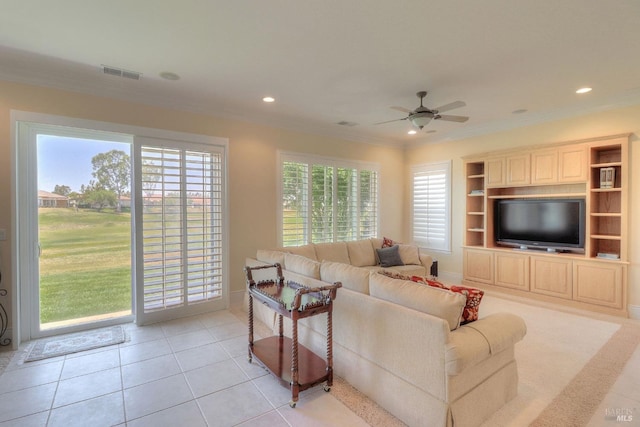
[377,91,469,129]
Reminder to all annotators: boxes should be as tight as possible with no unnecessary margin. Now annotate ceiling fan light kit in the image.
[377,90,469,131]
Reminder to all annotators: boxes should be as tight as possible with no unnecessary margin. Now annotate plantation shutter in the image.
[412,161,451,251]
[312,165,334,243]
[336,168,358,241]
[138,143,225,317]
[280,153,379,246]
[359,170,378,239]
[282,161,308,246]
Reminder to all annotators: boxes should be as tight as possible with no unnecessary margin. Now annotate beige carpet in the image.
[530,322,640,427]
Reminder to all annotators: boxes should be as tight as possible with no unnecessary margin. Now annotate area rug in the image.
[25,325,125,362]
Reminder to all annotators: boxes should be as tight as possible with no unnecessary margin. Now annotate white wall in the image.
[0,79,405,334]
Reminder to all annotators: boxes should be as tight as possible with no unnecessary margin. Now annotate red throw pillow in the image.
[411,276,448,289]
[382,236,395,248]
[450,285,485,324]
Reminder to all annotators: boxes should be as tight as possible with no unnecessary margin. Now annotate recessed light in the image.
[576,87,592,94]
[263,96,275,103]
[159,71,180,81]
[408,130,417,135]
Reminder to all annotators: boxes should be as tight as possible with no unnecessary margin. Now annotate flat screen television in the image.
[494,198,585,253]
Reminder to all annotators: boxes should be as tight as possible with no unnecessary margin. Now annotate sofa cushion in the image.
[346,239,377,267]
[369,272,466,330]
[320,261,370,294]
[284,253,320,279]
[376,245,404,268]
[412,276,485,324]
[315,242,351,264]
[286,244,318,261]
[398,244,421,266]
[256,249,286,266]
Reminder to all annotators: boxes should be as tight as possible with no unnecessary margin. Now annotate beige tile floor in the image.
[1,297,639,427]
[0,310,369,427]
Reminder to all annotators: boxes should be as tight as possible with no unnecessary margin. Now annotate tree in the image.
[85,188,116,211]
[92,150,130,211]
[53,184,71,196]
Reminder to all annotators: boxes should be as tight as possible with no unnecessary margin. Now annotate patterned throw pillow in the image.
[451,285,484,324]
[410,276,484,324]
[379,270,412,281]
[382,236,395,248]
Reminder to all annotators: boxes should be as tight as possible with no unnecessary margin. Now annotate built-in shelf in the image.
[591,234,622,240]
[462,134,629,317]
[591,188,622,193]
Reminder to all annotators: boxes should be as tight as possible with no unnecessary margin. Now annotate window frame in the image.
[411,160,452,253]
[277,151,380,246]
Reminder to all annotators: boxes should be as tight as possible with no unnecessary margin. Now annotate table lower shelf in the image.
[249,336,330,390]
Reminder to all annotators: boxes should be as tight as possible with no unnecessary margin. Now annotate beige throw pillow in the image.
[284,253,321,279]
[346,239,377,267]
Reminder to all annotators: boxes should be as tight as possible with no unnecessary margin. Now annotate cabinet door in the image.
[531,150,558,184]
[558,146,588,182]
[573,261,624,308]
[506,154,531,185]
[494,252,529,290]
[530,256,572,299]
[485,158,505,187]
[463,249,494,284]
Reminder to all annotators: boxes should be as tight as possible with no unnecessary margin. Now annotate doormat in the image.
[25,326,125,362]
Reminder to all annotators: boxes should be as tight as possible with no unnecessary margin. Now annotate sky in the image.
[37,135,131,193]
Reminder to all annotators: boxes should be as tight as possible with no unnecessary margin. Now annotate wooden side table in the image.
[244,263,341,407]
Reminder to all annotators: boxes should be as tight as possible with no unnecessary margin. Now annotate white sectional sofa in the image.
[245,238,526,427]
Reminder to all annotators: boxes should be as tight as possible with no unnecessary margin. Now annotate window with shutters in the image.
[280,153,379,246]
[412,161,451,252]
[139,144,225,313]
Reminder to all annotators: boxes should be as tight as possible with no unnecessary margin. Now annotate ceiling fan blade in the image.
[374,117,408,125]
[435,114,469,123]
[433,100,466,113]
[390,106,413,113]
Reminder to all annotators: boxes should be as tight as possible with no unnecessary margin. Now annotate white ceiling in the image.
[1,0,640,146]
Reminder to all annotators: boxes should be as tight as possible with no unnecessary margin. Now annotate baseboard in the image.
[628,304,640,320]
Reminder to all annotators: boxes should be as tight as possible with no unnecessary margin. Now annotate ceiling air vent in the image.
[102,65,142,80]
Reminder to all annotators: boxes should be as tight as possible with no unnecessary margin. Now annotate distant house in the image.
[119,196,131,208]
[38,190,70,208]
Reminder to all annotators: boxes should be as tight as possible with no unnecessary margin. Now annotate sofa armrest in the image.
[445,313,526,375]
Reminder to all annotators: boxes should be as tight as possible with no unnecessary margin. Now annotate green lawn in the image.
[38,208,132,324]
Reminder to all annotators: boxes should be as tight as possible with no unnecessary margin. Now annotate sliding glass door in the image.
[14,115,228,343]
